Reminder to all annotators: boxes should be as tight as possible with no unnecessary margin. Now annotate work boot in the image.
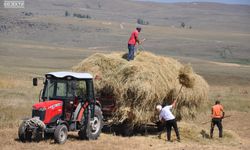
[219,131,223,138]
[210,130,213,139]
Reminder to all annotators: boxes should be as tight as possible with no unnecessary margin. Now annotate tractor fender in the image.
[44,120,68,134]
[57,120,69,130]
[77,102,89,122]
[76,101,101,122]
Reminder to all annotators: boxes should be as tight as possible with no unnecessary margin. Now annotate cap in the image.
[156,105,162,111]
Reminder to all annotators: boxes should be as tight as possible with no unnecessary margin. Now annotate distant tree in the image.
[65,11,70,17]
[98,2,102,9]
[73,13,91,19]
[137,18,149,25]
[220,46,233,59]
[86,14,91,19]
[86,4,90,9]
[181,22,185,28]
[22,11,33,16]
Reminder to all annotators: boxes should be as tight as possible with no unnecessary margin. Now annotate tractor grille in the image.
[32,109,46,121]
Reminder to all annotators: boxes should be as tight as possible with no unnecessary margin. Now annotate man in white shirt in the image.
[156,99,180,142]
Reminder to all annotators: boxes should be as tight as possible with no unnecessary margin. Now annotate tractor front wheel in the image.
[18,121,32,142]
[78,105,103,140]
[54,124,68,144]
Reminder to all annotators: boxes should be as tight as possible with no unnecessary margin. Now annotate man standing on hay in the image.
[210,100,225,138]
[127,26,142,61]
[156,100,181,142]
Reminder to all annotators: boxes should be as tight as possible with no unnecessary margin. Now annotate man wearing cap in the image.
[210,100,225,138]
[127,27,142,61]
[156,99,180,142]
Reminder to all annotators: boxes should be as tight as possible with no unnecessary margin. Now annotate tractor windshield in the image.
[42,78,87,101]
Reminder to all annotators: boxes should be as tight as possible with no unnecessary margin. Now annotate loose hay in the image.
[179,64,195,88]
[72,52,209,125]
[158,122,241,144]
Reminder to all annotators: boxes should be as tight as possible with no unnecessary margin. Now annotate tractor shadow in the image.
[15,133,56,144]
[15,122,165,143]
[102,122,164,137]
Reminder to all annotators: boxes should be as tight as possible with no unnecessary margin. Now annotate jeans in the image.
[210,118,223,138]
[165,119,180,141]
[127,44,135,61]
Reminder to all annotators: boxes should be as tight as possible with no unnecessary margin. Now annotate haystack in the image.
[72,52,209,125]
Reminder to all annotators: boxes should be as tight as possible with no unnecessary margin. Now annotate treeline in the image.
[65,11,91,19]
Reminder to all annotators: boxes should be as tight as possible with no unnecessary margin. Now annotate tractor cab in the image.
[19,72,103,144]
[38,72,95,123]
[32,72,97,124]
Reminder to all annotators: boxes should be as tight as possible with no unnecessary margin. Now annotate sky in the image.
[137,0,250,5]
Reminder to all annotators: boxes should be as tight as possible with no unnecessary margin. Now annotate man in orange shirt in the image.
[127,27,142,61]
[210,100,225,138]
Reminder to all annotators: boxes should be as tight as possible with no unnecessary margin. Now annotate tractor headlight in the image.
[39,107,46,111]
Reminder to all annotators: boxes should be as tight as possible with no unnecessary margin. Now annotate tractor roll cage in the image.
[45,71,93,80]
[42,72,94,100]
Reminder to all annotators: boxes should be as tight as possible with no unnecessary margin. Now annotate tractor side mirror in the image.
[33,78,38,86]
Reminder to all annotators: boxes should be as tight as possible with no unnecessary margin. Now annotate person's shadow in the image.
[122,53,128,60]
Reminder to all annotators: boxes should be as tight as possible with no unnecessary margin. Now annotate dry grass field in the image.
[0,0,250,149]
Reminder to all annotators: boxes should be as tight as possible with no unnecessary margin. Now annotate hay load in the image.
[72,52,209,125]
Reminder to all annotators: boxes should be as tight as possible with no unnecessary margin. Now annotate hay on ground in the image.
[72,51,209,125]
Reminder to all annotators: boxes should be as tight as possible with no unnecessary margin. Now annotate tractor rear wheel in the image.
[54,124,68,144]
[18,121,32,142]
[78,105,103,140]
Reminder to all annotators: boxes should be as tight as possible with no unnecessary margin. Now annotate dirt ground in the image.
[0,110,249,150]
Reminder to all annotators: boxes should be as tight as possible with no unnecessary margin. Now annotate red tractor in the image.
[18,72,104,144]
